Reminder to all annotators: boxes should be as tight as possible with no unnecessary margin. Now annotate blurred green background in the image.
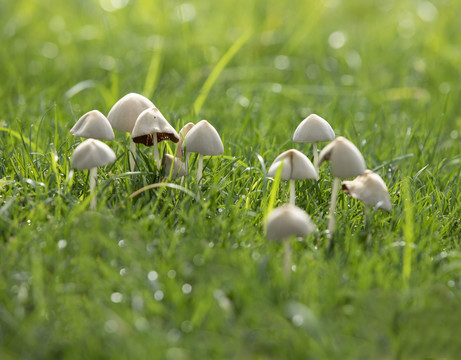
[1,0,461,359]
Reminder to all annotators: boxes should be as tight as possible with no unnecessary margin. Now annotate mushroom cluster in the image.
[68,95,392,277]
[265,113,392,259]
[69,92,224,208]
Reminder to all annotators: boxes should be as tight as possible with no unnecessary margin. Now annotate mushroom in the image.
[71,139,116,209]
[293,114,335,174]
[184,120,224,182]
[70,110,114,141]
[162,154,186,179]
[341,170,392,212]
[131,107,179,170]
[266,204,316,278]
[107,93,154,171]
[319,136,366,241]
[267,149,318,205]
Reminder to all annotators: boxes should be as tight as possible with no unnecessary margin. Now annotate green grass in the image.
[1,0,461,358]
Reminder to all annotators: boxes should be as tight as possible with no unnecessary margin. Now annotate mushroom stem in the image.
[313,142,319,175]
[153,134,160,170]
[185,152,191,174]
[289,179,296,205]
[129,139,136,172]
[89,167,98,209]
[327,177,341,242]
[197,154,203,182]
[283,238,292,280]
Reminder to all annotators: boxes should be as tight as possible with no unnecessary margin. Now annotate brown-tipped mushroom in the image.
[184,120,224,182]
[266,204,316,278]
[319,136,366,242]
[293,114,335,174]
[267,149,318,205]
[107,93,154,171]
[131,107,179,170]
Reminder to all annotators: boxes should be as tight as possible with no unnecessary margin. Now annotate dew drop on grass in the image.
[181,321,193,333]
[182,284,192,294]
[148,271,158,282]
[118,239,126,248]
[168,270,176,279]
[291,265,297,272]
[135,317,149,331]
[271,83,282,93]
[448,280,455,288]
[110,292,123,303]
[57,240,67,249]
[193,254,204,266]
[328,31,346,49]
[167,329,181,343]
[274,55,290,70]
[208,242,215,248]
[292,314,304,327]
[154,290,164,301]
[120,268,127,276]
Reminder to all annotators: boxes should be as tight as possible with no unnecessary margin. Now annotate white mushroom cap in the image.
[267,149,318,180]
[177,122,195,158]
[131,107,179,146]
[293,114,335,143]
[341,170,392,212]
[107,93,154,133]
[319,136,366,179]
[184,120,224,156]
[162,154,186,179]
[72,139,116,170]
[70,110,115,141]
[266,204,316,241]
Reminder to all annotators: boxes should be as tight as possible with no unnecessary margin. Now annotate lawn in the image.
[1,0,461,358]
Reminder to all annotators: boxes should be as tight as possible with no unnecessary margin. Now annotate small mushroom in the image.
[131,107,179,170]
[319,136,366,241]
[72,139,116,209]
[107,93,154,171]
[162,154,186,179]
[341,170,392,212]
[267,149,318,205]
[70,110,114,141]
[266,204,316,278]
[293,114,335,174]
[184,120,224,182]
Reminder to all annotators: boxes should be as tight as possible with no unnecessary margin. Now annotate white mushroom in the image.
[341,170,392,212]
[184,120,224,182]
[107,93,154,171]
[70,110,114,141]
[72,139,116,209]
[266,204,316,278]
[267,149,318,205]
[319,136,366,241]
[162,154,186,179]
[293,114,335,174]
[131,107,179,170]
